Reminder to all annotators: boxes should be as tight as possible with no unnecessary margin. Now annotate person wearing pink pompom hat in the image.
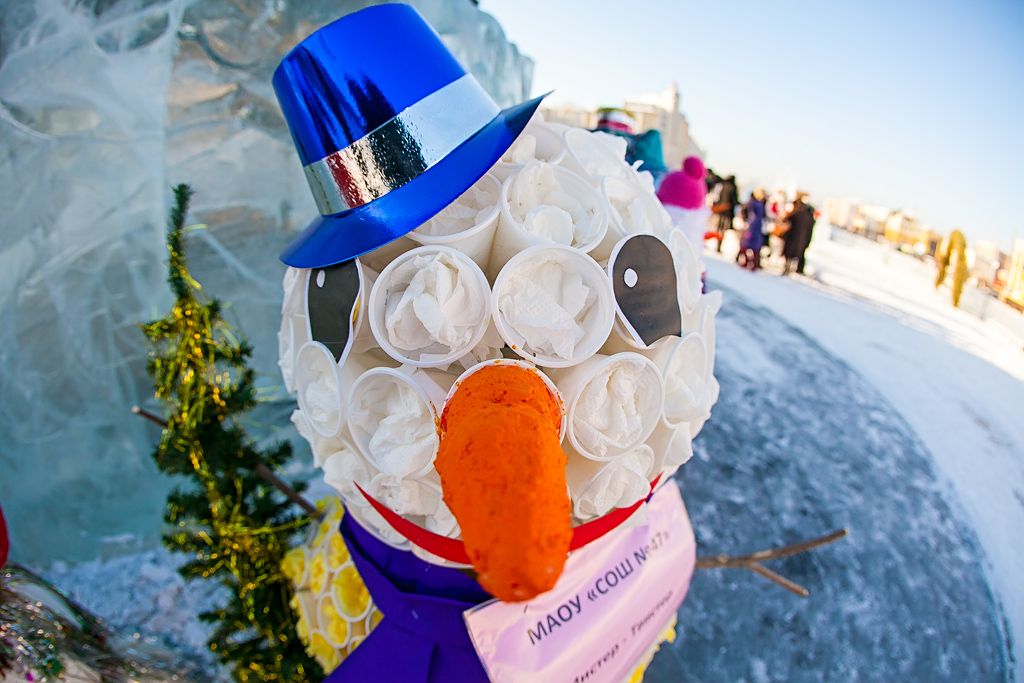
[657,156,712,254]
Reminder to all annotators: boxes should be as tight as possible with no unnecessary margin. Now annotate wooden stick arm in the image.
[696,528,848,596]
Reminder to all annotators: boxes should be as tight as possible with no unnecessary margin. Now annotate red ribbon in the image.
[355,474,662,566]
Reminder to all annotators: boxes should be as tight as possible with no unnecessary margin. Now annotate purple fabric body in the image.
[326,509,493,682]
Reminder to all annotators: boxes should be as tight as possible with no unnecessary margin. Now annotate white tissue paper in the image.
[365,472,441,517]
[300,348,343,435]
[573,357,661,458]
[605,180,672,238]
[663,337,718,424]
[497,253,597,360]
[502,132,538,164]
[506,161,603,248]
[291,409,350,469]
[321,440,373,501]
[414,175,499,237]
[349,376,438,479]
[384,251,488,356]
[573,446,653,520]
[425,500,460,537]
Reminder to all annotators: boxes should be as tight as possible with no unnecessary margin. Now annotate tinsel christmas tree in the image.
[140,184,321,682]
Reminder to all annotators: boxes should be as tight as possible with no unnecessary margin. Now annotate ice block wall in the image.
[0,0,533,566]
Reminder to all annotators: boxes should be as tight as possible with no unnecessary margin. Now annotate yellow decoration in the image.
[320,599,349,647]
[333,565,370,618]
[283,496,383,674]
[309,552,327,595]
[309,631,340,672]
[327,533,350,570]
[282,547,307,583]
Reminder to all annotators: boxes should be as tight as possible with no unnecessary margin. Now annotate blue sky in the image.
[483,0,1024,248]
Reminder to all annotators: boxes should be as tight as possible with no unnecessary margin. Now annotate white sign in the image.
[464,482,696,683]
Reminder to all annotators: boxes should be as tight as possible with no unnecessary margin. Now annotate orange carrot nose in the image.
[436,365,571,602]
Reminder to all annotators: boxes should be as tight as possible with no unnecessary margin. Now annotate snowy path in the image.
[648,234,1020,680]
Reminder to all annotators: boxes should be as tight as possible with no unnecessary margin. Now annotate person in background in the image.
[738,188,766,271]
[593,108,668,187]
[781,192,815,275]
[711,174,739,252]
[658,155,711,253]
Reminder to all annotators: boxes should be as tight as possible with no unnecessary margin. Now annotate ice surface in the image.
[646,288,1010,681]
[0,0,533,566]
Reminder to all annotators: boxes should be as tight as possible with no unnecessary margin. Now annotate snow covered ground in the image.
[41,227,1021,681]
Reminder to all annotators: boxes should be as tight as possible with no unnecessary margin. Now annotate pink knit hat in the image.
[657,156,706,210]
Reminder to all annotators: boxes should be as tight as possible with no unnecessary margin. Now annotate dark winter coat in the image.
[782,202,814,259]
[741,197,766,251]
[716,178,739,213]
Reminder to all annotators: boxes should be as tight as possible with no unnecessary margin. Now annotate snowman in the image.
[274,6,720,681]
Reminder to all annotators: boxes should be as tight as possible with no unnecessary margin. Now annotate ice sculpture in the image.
[0,0,534,565]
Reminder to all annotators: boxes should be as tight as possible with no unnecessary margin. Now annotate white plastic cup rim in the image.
[294,341,346,439]
[367,245,492,368]
[347,366,440,482]
[441,358,567,442]
[409,174,501,244]
[491,243,615,369]
[499,164,608,256]
[563,352,665,462]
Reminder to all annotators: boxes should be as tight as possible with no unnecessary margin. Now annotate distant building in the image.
[826,200,941,256]
[540,84,702,170]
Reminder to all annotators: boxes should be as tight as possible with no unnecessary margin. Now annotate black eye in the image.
[609,235,682,347]
[306,260,361,363]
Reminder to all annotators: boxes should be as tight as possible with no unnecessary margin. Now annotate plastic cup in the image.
[347,366,444,480]
[646,420,694,477]
[407,174,501,273]
[488,162,520,184]
[358,234,417,273]
[560,128,640,187]
[368,246,492,368]
[549,352,664,461]
[294,342,352,439]
[318,594,351,648]
[488,163,608,280]
[347,261,379,356]
[442,358,567,442]
[589,176,674,262]
[491,244,615,368]
[330,560,373,622]
[501,120,567,166]
[564,440,655,520]
[652,332,716,429]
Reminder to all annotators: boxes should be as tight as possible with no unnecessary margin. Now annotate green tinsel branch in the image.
[140,184,321,682]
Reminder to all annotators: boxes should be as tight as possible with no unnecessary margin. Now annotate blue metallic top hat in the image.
[273,3,546,268]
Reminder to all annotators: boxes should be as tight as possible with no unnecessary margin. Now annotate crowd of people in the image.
[704,169,817,275]
[590,112,817,277]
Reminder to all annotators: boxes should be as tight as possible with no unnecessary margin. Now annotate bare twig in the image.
[131,405,321,518]
[696,528,848,597]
